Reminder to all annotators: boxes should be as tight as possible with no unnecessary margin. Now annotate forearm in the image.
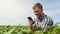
[29,21,35,30]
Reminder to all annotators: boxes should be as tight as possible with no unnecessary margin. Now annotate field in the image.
[0,22,60,34]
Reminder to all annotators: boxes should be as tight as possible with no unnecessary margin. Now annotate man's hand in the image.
[29,20,33,25]
[27,17,34,29]
[29,20,34,29]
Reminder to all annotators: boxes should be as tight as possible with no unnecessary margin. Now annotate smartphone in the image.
[27,17,33,21]
[27,17,35,24]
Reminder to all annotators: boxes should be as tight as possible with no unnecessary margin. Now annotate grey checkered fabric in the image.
[32,13,53,29]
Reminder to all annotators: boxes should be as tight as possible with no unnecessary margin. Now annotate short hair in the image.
[32,3,43,9]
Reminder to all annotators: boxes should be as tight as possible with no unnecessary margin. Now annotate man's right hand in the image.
[29,20,33,25]
[29,20,34,29]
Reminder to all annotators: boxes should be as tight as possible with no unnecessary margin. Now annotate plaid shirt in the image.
[32,14,53,29]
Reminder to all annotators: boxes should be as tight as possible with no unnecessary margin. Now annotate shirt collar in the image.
[36,13,46,20]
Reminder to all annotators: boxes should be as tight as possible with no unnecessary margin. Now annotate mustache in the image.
[35,14,39,15]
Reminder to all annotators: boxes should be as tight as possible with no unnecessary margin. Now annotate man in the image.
[29,3,53,30]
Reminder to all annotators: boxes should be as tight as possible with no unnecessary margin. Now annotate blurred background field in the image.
[0,22,60,34]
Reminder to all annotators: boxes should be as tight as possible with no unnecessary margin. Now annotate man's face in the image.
[33,7,43,18]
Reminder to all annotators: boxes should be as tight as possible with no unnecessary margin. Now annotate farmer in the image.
[29,3,53,30]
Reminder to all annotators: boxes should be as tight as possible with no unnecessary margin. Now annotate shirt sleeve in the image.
[44,16,53,30]
[47,17,53,26]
